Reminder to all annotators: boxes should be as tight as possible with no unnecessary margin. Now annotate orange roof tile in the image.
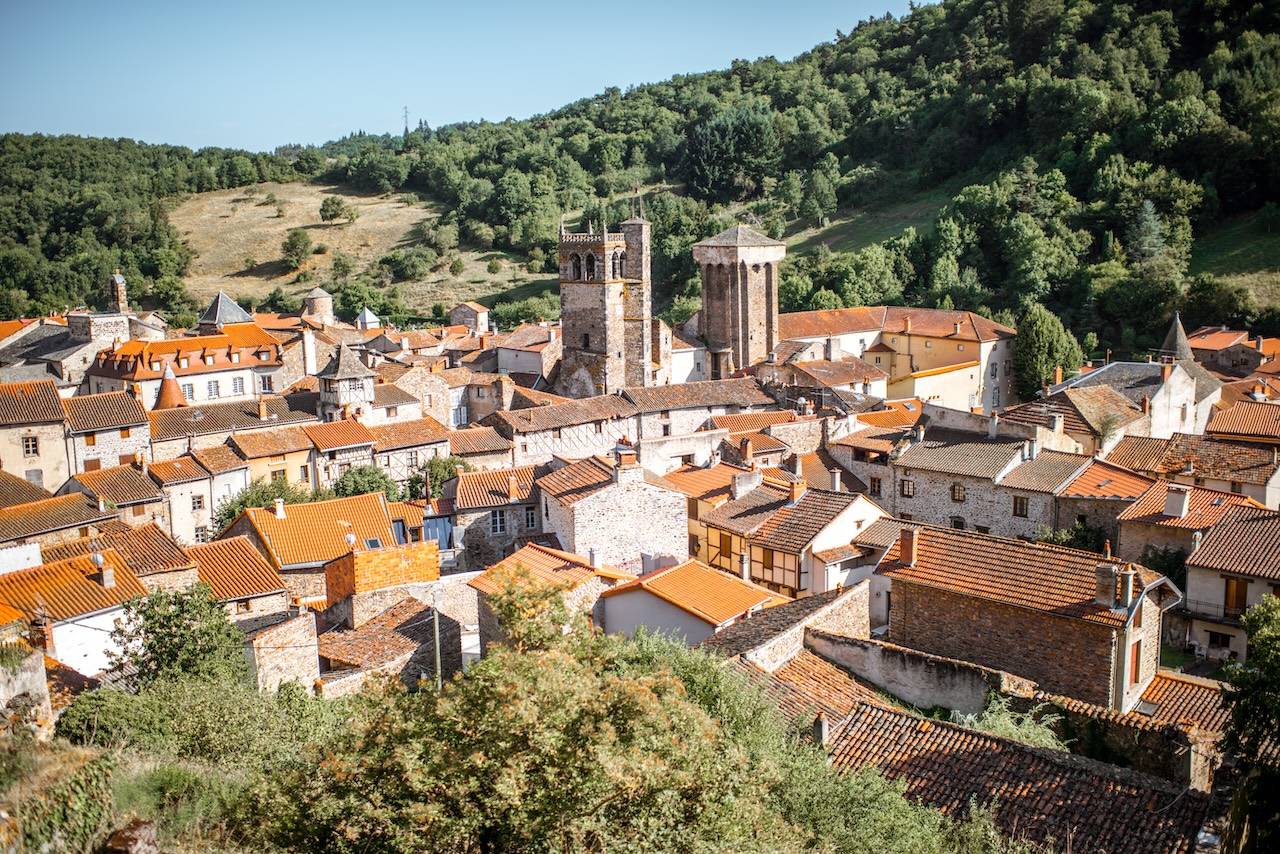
[600,559,786,625]
[187,536,287,600]
[449,426,513,456]
[70,464,160,506]
[190,443,249,474]
[738,650,885,722]
[0,318,36,341]
[0,380,65,425]
[147,455,209,486]
[709,411,799,433]
[468,543,631,596]
[1206,400,1280,441]
[0,469,53,510]
[303,419,375,452]
[659,462,752,504]
[857,399,924,428]
[536,457,615,506]
[1116,482,1261,530]
[0,549,146,622]
[1058,459,1154,501]
[238,493,396,568]
[370,416,451,452]
[1136,671,1229,734]
[229,426,312,459]
[0,494,114,543]
[1186,327,1248,351]
[44,654,99,711]
[62,391,147,433]
[1104,435,1171,472]
[449,465,537,511]
[90,325,280,380]
[778,306,1014,343]
[317,596,443,669]
[41,522,194,578]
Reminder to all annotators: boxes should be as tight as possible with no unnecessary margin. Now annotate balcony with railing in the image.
[1183,598,1245,625]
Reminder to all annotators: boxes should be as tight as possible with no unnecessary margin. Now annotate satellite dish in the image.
[90,550,104,569]
[345,532,357,548]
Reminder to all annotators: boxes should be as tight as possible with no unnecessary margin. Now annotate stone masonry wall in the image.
[456,503,540,570]
[742,581,869,673]
[889,469,1053,538]
[247,612,319,692]
[566,478,687,573]
[888,579,1118,707]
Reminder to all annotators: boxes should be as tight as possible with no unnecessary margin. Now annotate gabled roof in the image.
[237,493,396,569]
[468,542,632,596]
[317,343,376,380]
[709,411,798,433]
[1117,482,1261,530]
[998,450,1090,494]
[693,224,784,248]
[187,536,287,600]
[752,488,864,554]
[659,462,753,504]
[1057,359,1221,405]
[190,443,249,474]
[303,419,375,452]
[1187,326,1248,351]
[1136,671,1230,734]
[148,393,318,441]
[372,384,417,409]
[696,587,852,659]
[600,559,787,626]
[536,457,614,506]
[1104,435,1171,472]
[880,527,1163,628]
[229,425,312,459]
[197,291,254,327]
[700,482,791,537]
[999,386,1141,438]
[1206,399,1280,441]
[63,391,147,433]
[893,429,1023,480]
[777,306,1014,343]
[0,379,65,425]
[0,469,53,510]
[1186,504,1280,580]
[0,548,147,622]
[786,357,888,387]
[620,378,772,413]
[370,416,451,452]
[69,464,161,506]
[449,426,513,455]
[1159,432,1280,485]
[1058,459,1154,501]
[147,455,209,487]
[736,650,886,723]
[448,466,537,511]
[493,394,637,433]
[0,494,115,543]
[827,702,1211,854]
[41,522,194,578]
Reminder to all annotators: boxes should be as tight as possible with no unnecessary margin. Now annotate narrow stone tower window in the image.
[585,253,596,281]
[582,333,590,350]
[571,254,582,280]
[618,251,627,278]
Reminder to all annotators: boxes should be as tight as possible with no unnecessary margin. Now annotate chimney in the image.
[731,469,763,499]
[740,437,754,462]
[987,413,999,439]
[1119,566,1136,608]
[1273,447,1278,466]
[1103,539,1112,559]
[790,455,802,475]
[27,607,54,656]
[1095,562,1118,607]
[589,548,600,569]
[97,497,106,513]
[912,423,926,444]
[1141,395,1151,415]
[789,478,806,504]
[812,712,830,745]
[507,474,520,501]
[1257,335,1265,351]
[1054,364,1063,385]
[899,528,918,567]
[1163,483,1191,518]
[829,468,842,492]
[132,449,147,477]
[739,551,750,582]
[904,316,912,334]
[953,320,963,336]
[273,497,286,520]
[91,549,114,590]
[1160,362,1173,382]
[258,398,269,420]
[455,465,465,478]
[1049,413,1065,434]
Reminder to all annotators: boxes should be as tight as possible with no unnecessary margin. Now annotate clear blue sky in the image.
[1,0,913,152]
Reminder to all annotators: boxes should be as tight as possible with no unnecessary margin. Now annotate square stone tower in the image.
[557,217,659,397]
[691,225,787,378]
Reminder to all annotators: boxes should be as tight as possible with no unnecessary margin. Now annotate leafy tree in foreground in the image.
[108,583,247,687]
[1011,303,1084,400]
[333,465,400,501]
[281,228,313,269]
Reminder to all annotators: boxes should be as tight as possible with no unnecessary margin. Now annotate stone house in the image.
[999,386,1147,456]
[460,372,515,424]
[448,426,515,470]
[1220,336,1280,377]
[441,465,541,569]
[0,493,116,547]
[1180,505,1280,662]
[370,416,451,488]
[1054,458,1156,546]
[1186,325,1250,373]
[316,596,461,697]
[229,426,315,490]
[321,539,441,630]
[61,462,165,530]
[243,612,320,692]
[303,419,376,490]
[190,445,251,518]
[39,522,199,594]
[1050,359,1218,438]
[599,558,788,646]
[489,394,639,467]
[221,492,402,604]
[880,526,1182,710]
[660,461,756,557]
[622,377,775,443]
[450,301,490,334]
[468,542,633,655]
[1106,432,1280,508]
[62,391,151,474]
[670,328,707,384]
[535,445,687,574]
[367,384,422,426]
[147,455,221,545]
[495,323,562,382]
[757,354,889,400]
[1115,481,1262,563]
[375,363,451,426]
[146,393,319,461]
[185,536,289,630]
[0,380,70,492]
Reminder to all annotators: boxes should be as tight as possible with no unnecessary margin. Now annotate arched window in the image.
[610,252,620,279]
[585,253,596,281]
[570,254,582,281]
[618,251,627,278]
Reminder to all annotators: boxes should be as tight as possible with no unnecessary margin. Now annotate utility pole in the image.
[432,587,442,692]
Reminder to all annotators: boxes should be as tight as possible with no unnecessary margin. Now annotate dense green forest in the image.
[2,0,1279,359]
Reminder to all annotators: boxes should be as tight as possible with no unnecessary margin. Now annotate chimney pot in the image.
[1095,562,1118,607]
[899,528,918,567]
[829,468,842,492]
[740,437,754,462]
[258,398,269,420]
[1053,364,1063,386]
[273,497,286,520]
[27,608,54,655]
[739,551,750,582]
[1119,567,1136,608]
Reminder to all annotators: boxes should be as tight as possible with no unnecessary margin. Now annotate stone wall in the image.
[889,468,1053,538]
[246,612,319,692]
[558,280,627,397]
[325,541,441,615]
[767,418,825,455]
[563,476,687,573]
[137,566,199,594]
[509,417,636,467]
[635,429,725,474]
[228,591,289,631]
[889,579,1118,707]
[0,645,53,738]
[742,581,870,672]
[70,426,151,475]
[455,503,539,570]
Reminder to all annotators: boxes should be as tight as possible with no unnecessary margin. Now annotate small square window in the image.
[869,477,882,497]
[22,436,39,457]
[270,469,286,482]
[84,432,97,447]
[181,383,194,400]
[195,525,210,544]
[120,427,131,439]
[387,406,398,418]
[132,504,146,518]
[950,483,966,502]
[236,599,251,613]
[207,380,220,399]
[192,495,205,511]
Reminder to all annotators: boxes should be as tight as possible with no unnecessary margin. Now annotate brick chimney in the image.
[1095,562,1118,607]
[788,478,806,504]
[899,528,918,566]
[1163,483,1191,518]
[273,497,286,520]
[28,607,54,656]
[1053,364,1063,385]
[1141,395,1151,415]
[507,474,520,501]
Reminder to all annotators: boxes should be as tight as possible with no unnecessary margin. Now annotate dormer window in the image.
[150,361,161,371]
[179,358,189,369]
[231,352,240,363]
[204,355,215,365]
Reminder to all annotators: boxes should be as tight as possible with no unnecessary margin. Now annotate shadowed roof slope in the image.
[41,522,194,578]
[69,465,160,506]
[197,291,254,327]
[1207,399,1280,441]
[0,379,65,425]
[697,588,850,659]
[1186,504,1280,580]
[0,494,115,543]
[0,470,53,510]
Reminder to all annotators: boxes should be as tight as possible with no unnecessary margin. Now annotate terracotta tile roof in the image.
[187,536,287,600]
[468,542,632,596]
[0,548,146,621]
[736,431,789,454]
[1187,327,1248,351]
[1135,671,1230,734]
[1116,481,1261,530]
[1157,433,1280,485]
[303,419,375,452]
[1186,504,1280,580]
[881,527,1151,628]
[509,386,573,409]
[1000,386,1142,438]
[229,426,313,459]
[659,462,752,503]
[62,391,148,433]
[852,517,919,550]
[41,522,194,578]
[811,544,867,563]
[90,325,280,381]
[893,429,1023,479]
[778,306,1014,343]
[779,307,886,339]
[834,424,907,453]
[0,469,53,510]
[449,426,513,456]
[70,465,160,506]
[753,488,862,554]
[1058,459,1154,500]
[788,357,888,387]
[1104,435,1171,472]
[857,399,924,428]
[238,493,396,568]
[621,378,772,413]
[1218,377,1280,407]
[998,450,1090,493]
[697,588,851,658]
[148,393,318,441]
[601,558,787,625]
[190,443,249,475]
[318,597,440,669]
[827,702,1210,854]
[740,650,885,723]
[788,449,865,492]
[495,394,637,433]
[1206,399,1280,440]
[147,455,209,486]
[44,655,99,712]
[372,384,417,409]
[709,411,798,433]
[448,465,537,511]
[370,416,451,452]
[536,457,614,506]
[701,482,791,537]
[0,494,115,543]
[0,380,65,424]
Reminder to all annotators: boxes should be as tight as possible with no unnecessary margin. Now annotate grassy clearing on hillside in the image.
[1190,209,1280,306]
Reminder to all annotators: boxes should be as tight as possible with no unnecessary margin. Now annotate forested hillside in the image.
[3,0,1279,356]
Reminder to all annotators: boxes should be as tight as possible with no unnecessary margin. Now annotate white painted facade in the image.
[601,589,716,645]
[51,609,124,677]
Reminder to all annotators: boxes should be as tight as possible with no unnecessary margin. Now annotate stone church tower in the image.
[557,216,660,397]
[691,225,787,378]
